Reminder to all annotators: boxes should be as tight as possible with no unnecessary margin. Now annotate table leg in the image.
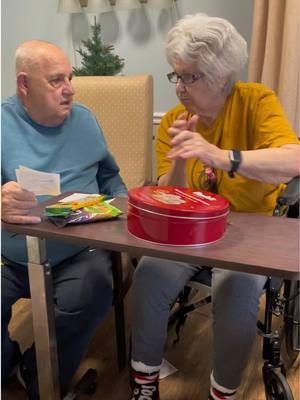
[26,236,61,400]
[111,251,127,370]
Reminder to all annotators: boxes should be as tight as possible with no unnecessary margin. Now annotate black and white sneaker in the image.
[16,364,26,389]
[18,347,40,400]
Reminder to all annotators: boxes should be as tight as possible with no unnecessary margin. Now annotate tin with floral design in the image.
[127,186,229,246]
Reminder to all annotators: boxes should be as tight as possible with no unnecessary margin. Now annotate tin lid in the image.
[128,186,229,218]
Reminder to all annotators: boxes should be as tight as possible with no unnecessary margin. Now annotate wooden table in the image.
[2,196,299,399]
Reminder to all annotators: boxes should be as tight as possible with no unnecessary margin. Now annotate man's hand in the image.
[1,181,41,224]
[167,114,222,167]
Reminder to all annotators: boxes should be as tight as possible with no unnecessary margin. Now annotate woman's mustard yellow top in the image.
[156,82,299,215]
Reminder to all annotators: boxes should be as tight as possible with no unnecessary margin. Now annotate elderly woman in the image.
[130,13,299,400]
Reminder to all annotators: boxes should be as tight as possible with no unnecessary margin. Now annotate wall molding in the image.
[153,112,165,125]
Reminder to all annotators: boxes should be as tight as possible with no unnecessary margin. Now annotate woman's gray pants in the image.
[131,256,267,390]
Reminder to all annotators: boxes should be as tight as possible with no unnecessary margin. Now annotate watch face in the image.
[229,150,241,176]
[230,150,241,162]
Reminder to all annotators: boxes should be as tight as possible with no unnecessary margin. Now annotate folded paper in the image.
[16,165,60,196]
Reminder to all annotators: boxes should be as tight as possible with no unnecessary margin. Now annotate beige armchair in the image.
[72,75,154,370]
[72,75,153,189]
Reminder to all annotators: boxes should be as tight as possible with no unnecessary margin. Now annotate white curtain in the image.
[248,0,299,136]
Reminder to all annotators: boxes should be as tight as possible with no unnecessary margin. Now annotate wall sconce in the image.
[58,0,176,12]
[146,0,173,8]
[57,0,82,13]
[86,0,112,13]
[114,0,142,10]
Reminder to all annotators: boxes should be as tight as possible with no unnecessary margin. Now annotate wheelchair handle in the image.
[277,176,300,206]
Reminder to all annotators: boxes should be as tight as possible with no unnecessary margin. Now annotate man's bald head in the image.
[15,40,67,75]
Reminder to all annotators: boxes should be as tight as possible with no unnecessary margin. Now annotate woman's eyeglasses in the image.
[167,71,204,84]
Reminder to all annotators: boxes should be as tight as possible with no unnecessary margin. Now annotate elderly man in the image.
[1,40,127,399]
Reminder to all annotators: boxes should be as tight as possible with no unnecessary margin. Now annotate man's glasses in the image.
[167,71,205,85]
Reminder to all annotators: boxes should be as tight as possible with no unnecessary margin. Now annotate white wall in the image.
[1,0,254,114]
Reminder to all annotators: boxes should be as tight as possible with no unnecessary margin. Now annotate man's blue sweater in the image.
[1,95,127,266]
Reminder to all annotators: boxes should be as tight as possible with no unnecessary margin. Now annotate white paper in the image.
[59,193,100,202]
[159,359,178,380]
[59,193,115,204]
[16,166,60,196]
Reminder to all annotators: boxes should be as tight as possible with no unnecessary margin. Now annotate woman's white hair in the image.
[165,13,248,94]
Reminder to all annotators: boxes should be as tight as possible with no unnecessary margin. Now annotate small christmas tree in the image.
[73,18,125,76]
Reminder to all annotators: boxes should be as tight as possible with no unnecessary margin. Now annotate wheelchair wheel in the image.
[84,382,97,395]
[283,281,299,369]
[284,306,299,366]
[264,369,294,400]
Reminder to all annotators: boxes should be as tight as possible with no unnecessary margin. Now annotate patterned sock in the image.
[209,372,237,400]
[131,360,161,400]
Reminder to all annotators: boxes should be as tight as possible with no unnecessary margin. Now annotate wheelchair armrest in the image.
[277,176,300,206]
[190,268,212,287]
[264,276,284,293]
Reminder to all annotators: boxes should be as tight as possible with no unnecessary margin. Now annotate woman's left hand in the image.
[167,114,221,167]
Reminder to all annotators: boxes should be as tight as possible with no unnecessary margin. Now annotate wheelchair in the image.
[169,177,300,400]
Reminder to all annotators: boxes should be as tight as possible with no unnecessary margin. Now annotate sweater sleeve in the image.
[96,151,127,197]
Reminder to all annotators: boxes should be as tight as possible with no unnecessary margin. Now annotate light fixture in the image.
[114,0,141,10]
[58,0,178,12]
[57,0,82,13]
[146,0,173,8]
[86,0,112,12]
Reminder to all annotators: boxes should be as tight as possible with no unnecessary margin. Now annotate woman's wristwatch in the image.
[228,149,242,178]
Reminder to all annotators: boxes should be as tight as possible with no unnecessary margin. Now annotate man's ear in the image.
[17,72,29,96]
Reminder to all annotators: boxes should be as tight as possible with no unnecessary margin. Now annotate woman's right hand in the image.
[1,181,41,224]
[167,112,190,139]
[158,113,191,187]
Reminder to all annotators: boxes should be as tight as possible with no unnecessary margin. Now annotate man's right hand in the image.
[1,181,41,224]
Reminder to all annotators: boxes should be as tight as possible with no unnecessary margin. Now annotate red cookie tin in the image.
[127,186,229,246]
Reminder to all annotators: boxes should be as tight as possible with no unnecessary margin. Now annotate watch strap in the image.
[228,149,242,178]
